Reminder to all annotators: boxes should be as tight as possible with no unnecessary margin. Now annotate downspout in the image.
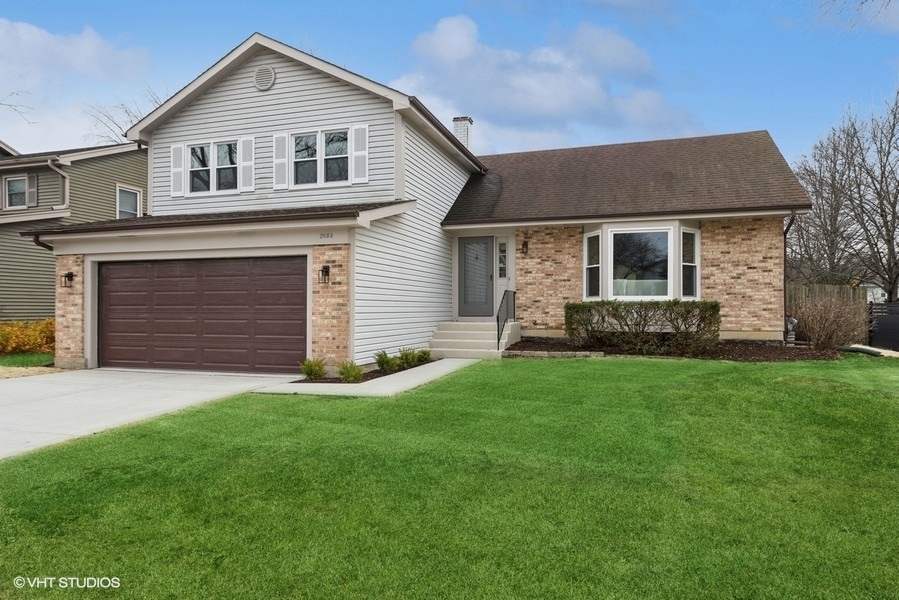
[47,158,70,211]
[783,210,797,343]
[31,234,53,252]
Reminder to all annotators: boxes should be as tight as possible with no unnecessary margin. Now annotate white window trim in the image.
[289,128,352,189]
[681,227,701,299]
[583,230,601,300]
[184,140,243,197]
[116,184,142,219]
[2,174,28,211]
[584,223,702,301]
[282,123,371,190]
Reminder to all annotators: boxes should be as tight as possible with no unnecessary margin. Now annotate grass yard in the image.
[0,353,53,368]
[0,355,897,598]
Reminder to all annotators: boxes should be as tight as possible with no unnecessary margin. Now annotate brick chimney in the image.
[452,116,473,149]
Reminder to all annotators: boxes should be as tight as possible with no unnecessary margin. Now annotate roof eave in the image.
[442,205,813,229]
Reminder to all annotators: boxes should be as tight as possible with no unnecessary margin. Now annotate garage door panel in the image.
[100,257,307,373]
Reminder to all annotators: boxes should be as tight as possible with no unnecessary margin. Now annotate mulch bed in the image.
[506,338,842,362]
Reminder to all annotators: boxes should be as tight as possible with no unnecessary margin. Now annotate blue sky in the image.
[1,0,898,165]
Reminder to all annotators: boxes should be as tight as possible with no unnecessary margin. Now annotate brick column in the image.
[311,244,351,365]
[515,226,583,334]
[701,217,784,340]
[55,255,86,369]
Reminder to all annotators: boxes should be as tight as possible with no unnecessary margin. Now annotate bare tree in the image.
[794,91,899,301]
[789,127,863,285]
[1,91,33,123]
[83,87,164,145]
[842,93,899,300]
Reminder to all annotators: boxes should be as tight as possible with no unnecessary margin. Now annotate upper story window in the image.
[291,129,350,186]
[170,138,254,199]
[117,185,141,219]
[189,142,237,193]
[4,176,27,209]
[273,124,368,191]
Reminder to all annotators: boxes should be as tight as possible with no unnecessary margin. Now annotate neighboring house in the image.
[24,33,811,374]
[1,143,147,321]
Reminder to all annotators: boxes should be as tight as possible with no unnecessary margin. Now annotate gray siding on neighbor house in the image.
[352,121,471,362]
[0,150,147,321]
[150,49,396,216]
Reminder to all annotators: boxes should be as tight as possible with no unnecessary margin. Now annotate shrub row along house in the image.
[23,33,811,373]
[0,141,146,320]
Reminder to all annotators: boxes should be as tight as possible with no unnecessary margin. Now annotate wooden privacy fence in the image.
[785,283,869,310]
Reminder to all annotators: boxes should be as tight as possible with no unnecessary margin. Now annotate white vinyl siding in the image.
[352,122,472,362]
[151,49,395,215]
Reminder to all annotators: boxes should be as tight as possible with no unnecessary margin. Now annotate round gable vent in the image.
[253,65,276,91]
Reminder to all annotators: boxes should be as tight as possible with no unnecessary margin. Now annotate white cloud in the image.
[0,20,147,152]
[392,15,697,154]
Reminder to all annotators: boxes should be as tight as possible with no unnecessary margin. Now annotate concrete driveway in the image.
[0,369,295,461]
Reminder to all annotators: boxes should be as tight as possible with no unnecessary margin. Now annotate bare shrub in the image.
[793,297,870,350]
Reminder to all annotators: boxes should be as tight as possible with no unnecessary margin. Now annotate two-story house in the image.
[25,33,810,374]
[1,143,146,321]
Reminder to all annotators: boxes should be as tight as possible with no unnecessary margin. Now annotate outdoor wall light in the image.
[60,271,76,288]
[319,265,331,284]
[521,240,529,254]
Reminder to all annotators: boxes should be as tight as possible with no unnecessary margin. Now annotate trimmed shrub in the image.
[0,319,55,354]
[416,348,432,364]
[397,347,419,370]
[299,357,327,381]
[564,300,720,356]
[337,360,365,383]
[793,296,870,350]
[374,350,399,374]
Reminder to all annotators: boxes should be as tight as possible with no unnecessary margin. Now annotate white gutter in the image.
[46,158,70,211]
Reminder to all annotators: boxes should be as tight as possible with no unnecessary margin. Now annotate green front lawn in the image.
[1,356,897,598]
[0,353,53,368]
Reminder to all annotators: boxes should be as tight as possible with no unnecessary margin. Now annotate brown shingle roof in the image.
[443,131,811,226]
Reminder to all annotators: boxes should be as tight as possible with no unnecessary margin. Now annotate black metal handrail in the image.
[496,290,516,350]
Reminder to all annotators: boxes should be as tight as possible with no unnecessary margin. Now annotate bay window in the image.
[583,224,699,300]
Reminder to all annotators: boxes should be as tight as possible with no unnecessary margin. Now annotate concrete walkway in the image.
[848,344,899,358]
[257,358,479,397]
[0,369,295,460]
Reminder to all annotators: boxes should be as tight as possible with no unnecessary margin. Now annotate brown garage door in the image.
[100,256,307,373]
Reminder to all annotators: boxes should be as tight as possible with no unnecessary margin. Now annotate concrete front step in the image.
[429,321,520,360]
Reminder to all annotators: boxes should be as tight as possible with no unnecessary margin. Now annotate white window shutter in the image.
[170,144,185,198]
[351,124,369,184]
[273,134,289,190]
[239,136,255,192]
[26,173,38,207]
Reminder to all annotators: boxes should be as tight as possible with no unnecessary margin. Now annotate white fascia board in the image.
[0,140,19,155]
[2,210,71,225]
[355,200,416,228]
[442,208,809,230]
[127,33,410,143]
[37,216,363,247]
[56,143,141,165]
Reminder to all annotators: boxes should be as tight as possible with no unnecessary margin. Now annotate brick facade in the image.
[54,255,86,369]
[311,244,352,365]
[700,217,784,339]
[515,226,582,334]
[513,218,785,340]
